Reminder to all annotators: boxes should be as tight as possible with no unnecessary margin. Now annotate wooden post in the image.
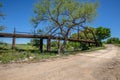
[12,27,16,49]
[47,37,51,52]
[40,38,43,53]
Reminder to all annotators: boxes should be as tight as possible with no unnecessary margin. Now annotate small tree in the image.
[32,0,98,54]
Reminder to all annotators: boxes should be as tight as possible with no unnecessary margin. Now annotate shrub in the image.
[80,42,89,50]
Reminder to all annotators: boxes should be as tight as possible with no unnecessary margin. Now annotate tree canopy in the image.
[95,26,111,41]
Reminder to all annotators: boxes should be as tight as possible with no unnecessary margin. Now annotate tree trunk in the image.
[99,40,102,47]
[58,27,71,54]
[60,40,67,54]
[57,39,61,54]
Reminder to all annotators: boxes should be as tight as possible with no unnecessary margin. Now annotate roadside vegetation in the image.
[0,40,106,64]
[0,42,57,63]
[105,37,120,47]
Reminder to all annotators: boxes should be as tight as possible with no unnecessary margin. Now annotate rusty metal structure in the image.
[0,28,97,52]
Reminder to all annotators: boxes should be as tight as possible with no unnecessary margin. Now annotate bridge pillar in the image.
[40,38,43,53]
[12,36,16,49]
[12,27,16,49]
[47,37,51,52]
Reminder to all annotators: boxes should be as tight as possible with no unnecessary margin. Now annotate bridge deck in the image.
[0,32,95,43]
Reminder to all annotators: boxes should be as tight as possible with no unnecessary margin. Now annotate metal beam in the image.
[0,32,95,43]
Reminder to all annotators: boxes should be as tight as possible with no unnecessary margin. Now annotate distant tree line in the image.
[106,37,120,44]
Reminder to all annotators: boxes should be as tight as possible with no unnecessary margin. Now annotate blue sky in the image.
[0,0,120,44]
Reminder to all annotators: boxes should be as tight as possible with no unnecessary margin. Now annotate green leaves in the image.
[106,37,120,44]
[96,27,111,41]
[32,0,98,28]
[70,26,111,42]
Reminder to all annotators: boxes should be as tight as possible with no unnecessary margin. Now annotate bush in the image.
[80,42,89,50]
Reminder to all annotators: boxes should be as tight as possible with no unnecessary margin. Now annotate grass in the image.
[0,44,106,64]
[0,50,59,63]
[83,46,106,52]
[65,46,106,55]
[0,52,25,63]
[0,44,59,63]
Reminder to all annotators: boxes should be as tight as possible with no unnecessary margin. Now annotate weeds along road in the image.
[0,45,119,80]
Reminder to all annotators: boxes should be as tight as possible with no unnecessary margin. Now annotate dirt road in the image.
[0,45,119,80]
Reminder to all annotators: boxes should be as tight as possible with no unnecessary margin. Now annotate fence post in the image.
[12,27,16,49]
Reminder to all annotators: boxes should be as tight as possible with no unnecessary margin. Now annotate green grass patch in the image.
[64,46,106,55]
[83,46,106,52]
[0,52,25,63]
[0,44,106,64]
[0,50,58,64]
